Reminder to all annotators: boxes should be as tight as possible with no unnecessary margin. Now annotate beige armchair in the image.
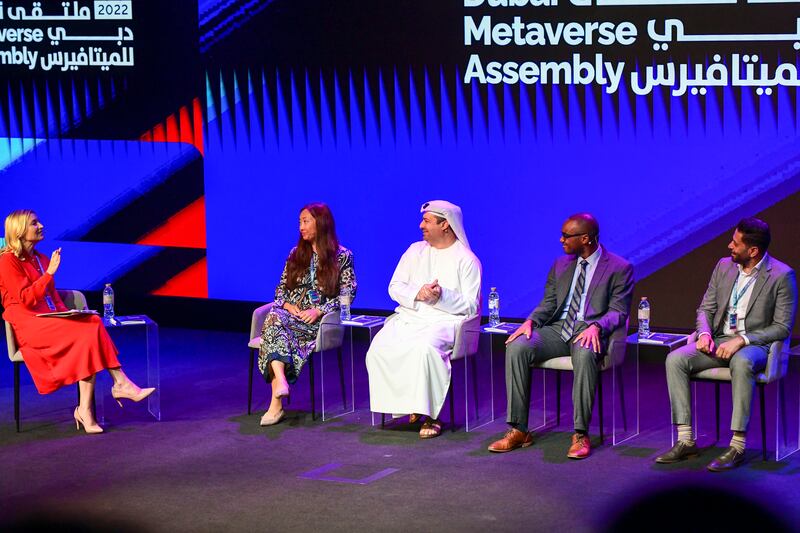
[6,289,88,432]
[687,332,793,461]
[379,313,482,432]
[531,320,631,444]
[247,302,345,420]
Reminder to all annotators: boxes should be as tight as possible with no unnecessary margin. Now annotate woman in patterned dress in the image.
[258,203,356,426]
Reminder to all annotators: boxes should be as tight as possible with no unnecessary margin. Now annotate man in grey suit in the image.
[488,213,634,459]
[655,217,797,471]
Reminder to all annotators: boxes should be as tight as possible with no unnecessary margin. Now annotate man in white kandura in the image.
[366,200,482,439]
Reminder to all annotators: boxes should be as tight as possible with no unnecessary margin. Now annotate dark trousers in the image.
[505,321,599,433]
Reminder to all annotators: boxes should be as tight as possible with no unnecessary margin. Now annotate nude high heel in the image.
[74,407,103,434]
[111,382,156,407]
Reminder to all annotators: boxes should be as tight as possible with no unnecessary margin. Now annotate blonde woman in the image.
[0,210,154,434]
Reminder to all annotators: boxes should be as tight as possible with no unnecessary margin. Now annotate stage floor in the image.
[1,328,798,532]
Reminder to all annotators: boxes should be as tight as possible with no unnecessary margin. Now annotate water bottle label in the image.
[638,308,649,320]
[489,300,498,310]
[103,294,114,305]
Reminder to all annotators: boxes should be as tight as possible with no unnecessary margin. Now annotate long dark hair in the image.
[285,203,340,297]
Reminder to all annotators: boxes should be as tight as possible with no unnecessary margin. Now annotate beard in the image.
[730,251,747,265]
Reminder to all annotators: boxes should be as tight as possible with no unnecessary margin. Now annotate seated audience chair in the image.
[531,321,631,444]
[247,302,345,421]
[6,289,89,432]
[686,333,795,461]
[379,314,482,432]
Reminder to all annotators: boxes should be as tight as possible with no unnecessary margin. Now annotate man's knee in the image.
[665,348,692,373]
[505,337,535,365]
[570,346,598,371]
[730,350,760,376]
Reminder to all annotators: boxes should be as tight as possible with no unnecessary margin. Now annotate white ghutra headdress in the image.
[420,200,470,250]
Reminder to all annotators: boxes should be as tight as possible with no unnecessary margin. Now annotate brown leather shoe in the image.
[487,428,533,453]
[567,433,591,459]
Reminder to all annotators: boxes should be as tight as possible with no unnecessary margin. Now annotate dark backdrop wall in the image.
[0,0,797,329]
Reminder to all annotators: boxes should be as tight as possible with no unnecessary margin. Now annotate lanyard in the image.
[32,254,57,311]
[307,253,321,304]
[730,271,758,309]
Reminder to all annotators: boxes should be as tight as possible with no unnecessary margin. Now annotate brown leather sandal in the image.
[419,418,442,439]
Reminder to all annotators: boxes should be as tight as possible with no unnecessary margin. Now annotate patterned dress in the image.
[259,246,356,383]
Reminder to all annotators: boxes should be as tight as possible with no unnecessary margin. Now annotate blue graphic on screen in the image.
[202,67,800,315]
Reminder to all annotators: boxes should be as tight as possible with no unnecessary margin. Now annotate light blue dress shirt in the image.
[559,246,603,322]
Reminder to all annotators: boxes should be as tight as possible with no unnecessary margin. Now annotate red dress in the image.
[0,250,120,394]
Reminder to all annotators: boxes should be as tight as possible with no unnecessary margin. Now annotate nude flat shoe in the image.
[260,410,285,426]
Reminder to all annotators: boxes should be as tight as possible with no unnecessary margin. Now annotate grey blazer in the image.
[697,254,797,345]
[527,246,634,337]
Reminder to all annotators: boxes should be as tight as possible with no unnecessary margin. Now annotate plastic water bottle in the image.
[638,296,650,338]
[339,287,352,321]
[488,287,500,327]
[103,283,115,320]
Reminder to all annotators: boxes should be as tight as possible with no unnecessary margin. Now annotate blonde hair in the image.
[2,209,36,258]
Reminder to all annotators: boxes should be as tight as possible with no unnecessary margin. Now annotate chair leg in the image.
[14,362,20,433]
[337,347,347,409]
[759,384,767,461]
[779,379,788,448]
[449,378,455,432]
[598,370,604,444]
[248,348,255,415]
[555,370,561,427]
[690,382,697,434]
[616,365,627,432]
[714,382,720,443]
[309,354,316,421]
[470,353,479,422]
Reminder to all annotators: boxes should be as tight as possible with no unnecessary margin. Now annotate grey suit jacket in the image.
[697,254,797,345]
[527,246,634,337]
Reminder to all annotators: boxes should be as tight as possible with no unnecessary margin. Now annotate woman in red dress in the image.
[0,210,155,434]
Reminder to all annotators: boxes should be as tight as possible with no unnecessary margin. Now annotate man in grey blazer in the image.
[488,213,634,459]
[655,217,797,471]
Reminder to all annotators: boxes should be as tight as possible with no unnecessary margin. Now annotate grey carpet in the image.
[1,328,797,532]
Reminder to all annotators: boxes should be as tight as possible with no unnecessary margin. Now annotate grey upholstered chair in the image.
[531,320,631,444]
[687,333,793,461]
[247,302,345,420]
[379,313,482,432]
[5,289,88,432]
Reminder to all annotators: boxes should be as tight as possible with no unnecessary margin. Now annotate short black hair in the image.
[736,217,771,253]
[567,213,600,242]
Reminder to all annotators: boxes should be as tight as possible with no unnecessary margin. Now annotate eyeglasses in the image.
[561,232,588,240]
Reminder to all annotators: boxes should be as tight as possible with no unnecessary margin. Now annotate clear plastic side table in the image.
[98,315,160,422]
[458,323,493,431]
[317,321,354,421]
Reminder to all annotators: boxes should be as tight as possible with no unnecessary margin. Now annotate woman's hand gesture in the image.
[46,248,62,275]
